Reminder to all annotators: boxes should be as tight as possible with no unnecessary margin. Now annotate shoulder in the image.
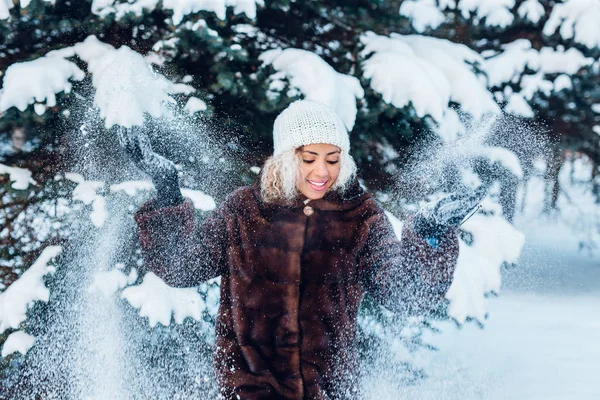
[225,186,256,203]
[357,196,387,219]
[357,197,400,237]
[220,186,260,214]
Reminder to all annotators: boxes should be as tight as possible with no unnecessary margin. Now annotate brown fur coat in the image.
[135,180,458,399]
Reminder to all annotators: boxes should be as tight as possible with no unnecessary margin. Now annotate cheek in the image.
[298,165,309,181]
[329,164,341,182]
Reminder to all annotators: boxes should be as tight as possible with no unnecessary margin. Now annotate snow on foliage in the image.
[0,164,36,190]
[543,0,600,49]
[0,56,84,114]
[68,35,115,64]
[360,32,498,125]
[65,173,106,228]
[92,0,263,24]
[458,0,515,28]
[402,0,519,29]
[538,46,594,75]
[399,0,446,32]
[517,0,545,24]
[434,108,466,143]
[475,146,524,178]
[360,33,449,122]
[164,0,264,23]
[484,40,592,88]
[121,272,203,327]
[553,74,572,92]
[260,48,364,131]
[385,203,524,324]
[0,34,181,129]
[0,246,62,335]
[1,331,35,358]
[484,39,593,114]
[519,73,553,100]
[89,266,138,297]
[398,34,499,119]
[505,93,535,118]
[1,0,54,19]
[90,46,175,129]
[447,212,525,323]
[181,188,217,211]
[485,39,540,88]
[184,96,208,114]
[44,35,187,129]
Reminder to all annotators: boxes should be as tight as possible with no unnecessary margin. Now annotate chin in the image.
[308,192,326,200]
[301,186,331,200]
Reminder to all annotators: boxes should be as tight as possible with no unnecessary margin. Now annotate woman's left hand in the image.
[413,186,487,245]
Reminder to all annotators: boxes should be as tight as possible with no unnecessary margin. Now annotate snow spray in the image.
[358,112,549,398]
[3,86,237,397]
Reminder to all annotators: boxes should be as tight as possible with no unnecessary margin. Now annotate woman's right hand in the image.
[118,127,184,208]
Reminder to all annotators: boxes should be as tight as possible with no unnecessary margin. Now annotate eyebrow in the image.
[302,150,341,156]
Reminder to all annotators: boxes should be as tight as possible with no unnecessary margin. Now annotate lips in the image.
[308,180,328,192]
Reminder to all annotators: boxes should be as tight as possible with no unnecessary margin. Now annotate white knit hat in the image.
[273,100,350,156]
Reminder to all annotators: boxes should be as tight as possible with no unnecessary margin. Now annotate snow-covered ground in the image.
[388,220,600,399]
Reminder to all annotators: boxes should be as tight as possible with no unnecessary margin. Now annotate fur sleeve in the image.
[359,206,459,315]
[135,198,228,287]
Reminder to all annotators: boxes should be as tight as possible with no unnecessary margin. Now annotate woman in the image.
[120,100,481,400]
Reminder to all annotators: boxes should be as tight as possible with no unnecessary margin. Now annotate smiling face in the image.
[296,143,342,200]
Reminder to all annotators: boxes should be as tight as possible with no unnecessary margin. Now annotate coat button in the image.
[303,205,314,216]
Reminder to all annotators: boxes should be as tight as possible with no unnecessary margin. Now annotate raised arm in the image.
[134,199,228,287]
[359,188,484,315]
[119,127,227,287]
[359,209,459,316]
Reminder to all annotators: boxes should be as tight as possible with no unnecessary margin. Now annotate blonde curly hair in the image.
[260,146,357,204]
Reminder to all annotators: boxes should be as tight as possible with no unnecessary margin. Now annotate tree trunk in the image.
[544,147,563,213]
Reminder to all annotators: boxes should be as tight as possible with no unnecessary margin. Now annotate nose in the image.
[314,160,328,178]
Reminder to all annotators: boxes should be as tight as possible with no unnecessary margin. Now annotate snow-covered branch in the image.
[0,57,84,115]
[0,246,62,335]
[92,0,264,24]
[260,48,364,131]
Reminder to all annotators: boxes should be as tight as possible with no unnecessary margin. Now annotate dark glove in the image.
[118,127,184,208]
[413,186,486,247]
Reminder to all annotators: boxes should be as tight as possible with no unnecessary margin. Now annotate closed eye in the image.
[327,160,339,165]
[302,159,315,164]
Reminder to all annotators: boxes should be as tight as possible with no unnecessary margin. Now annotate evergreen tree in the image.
[1,0,595,396]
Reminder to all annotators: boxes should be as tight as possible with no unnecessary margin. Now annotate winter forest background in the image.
[0,0,599,398]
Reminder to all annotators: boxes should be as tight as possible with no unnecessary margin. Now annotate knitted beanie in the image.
[273,100,350,156]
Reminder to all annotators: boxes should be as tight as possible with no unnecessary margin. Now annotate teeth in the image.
[309,180,326,187]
